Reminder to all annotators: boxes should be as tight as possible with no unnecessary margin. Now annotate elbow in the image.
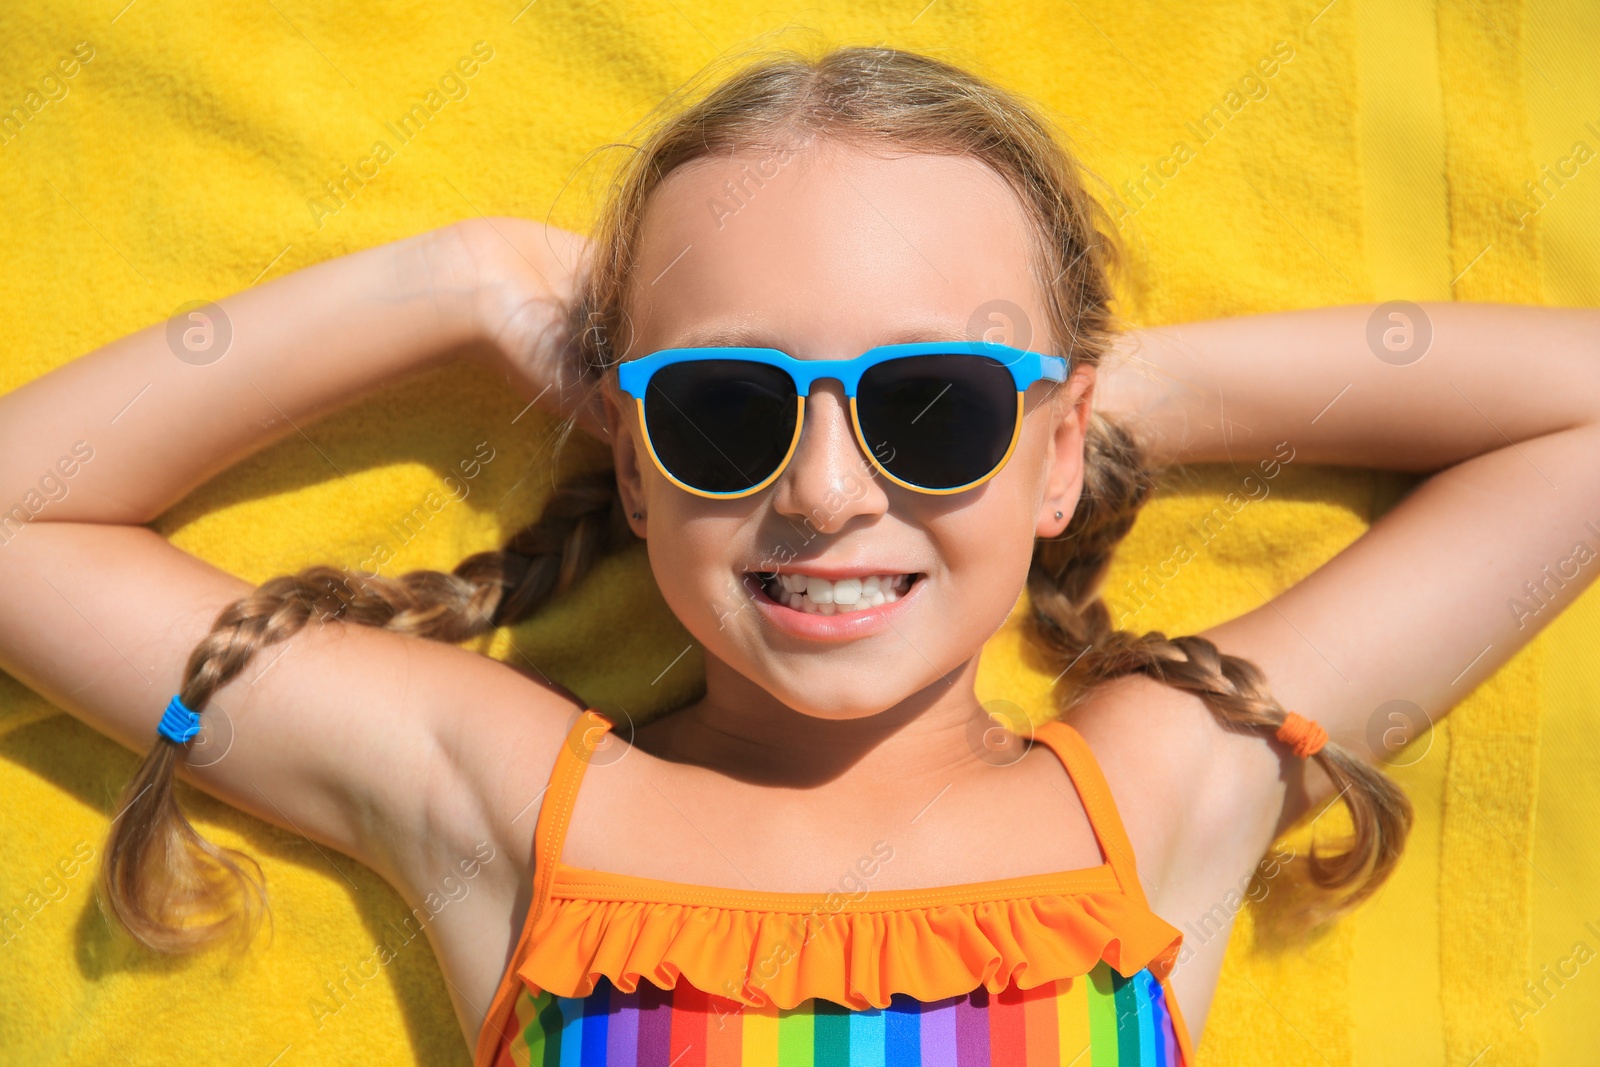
[0,437,100,525]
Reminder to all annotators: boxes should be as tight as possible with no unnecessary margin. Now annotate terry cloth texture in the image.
[1,1,1597,1064]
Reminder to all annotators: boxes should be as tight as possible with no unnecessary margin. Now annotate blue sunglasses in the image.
[614,341,1071,498]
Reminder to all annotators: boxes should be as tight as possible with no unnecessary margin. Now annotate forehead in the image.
[624,140,1048,355]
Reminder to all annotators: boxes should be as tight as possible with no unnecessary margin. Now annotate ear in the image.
[1036,362,1097,539]
[602,385,650,538]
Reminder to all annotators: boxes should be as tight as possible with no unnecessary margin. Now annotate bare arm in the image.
[1097,302,1600,472]
[0,219,589,896]
[1094,300,1600,792]
[1080,302,1600,947]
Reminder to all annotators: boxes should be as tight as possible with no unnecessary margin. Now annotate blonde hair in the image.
[103,42,1410,952]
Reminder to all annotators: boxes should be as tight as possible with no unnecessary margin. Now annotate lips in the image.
[747,567,926,641]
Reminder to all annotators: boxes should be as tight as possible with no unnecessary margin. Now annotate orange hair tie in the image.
[1275,711,1328,759]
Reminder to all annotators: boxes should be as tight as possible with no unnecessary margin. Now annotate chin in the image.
[764,692,907,722]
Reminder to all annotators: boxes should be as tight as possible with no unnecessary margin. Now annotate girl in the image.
[2,45,1597,1065]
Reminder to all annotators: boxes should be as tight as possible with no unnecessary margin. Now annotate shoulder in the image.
[1064,673,1286,915]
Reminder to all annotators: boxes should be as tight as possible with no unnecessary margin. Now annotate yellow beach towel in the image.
[1,2,1596,1064]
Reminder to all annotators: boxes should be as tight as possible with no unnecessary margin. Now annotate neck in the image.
[630,652,994,790]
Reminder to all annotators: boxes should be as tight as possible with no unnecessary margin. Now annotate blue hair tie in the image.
[157,694,203,744]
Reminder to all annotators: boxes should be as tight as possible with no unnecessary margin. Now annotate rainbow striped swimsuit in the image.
[501,962,1182,1065]
[477,710,1195,1067]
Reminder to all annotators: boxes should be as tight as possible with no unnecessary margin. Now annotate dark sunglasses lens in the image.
[644,360,798,494]
[856,354,1019,489]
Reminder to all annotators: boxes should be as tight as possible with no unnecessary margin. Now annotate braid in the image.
[1027,416,1414,933]
[102,466,634,952]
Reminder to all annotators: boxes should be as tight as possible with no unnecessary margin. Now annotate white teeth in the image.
[760,572,915,615]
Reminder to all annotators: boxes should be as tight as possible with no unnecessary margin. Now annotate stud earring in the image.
[632,511,642,520]
[1054,510,1063,520]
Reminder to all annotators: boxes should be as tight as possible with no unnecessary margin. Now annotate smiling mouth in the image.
[752,571,923,616]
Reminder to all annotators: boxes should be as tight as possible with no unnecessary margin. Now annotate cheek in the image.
[932,495,1039,618]
[644,507,750,634]
[933,429,1058,612]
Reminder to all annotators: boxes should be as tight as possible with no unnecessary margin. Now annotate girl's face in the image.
[604,138,1097,722]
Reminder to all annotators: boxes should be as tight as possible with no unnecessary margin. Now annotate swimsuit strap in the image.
[529,707,615,928]
[1029,717,1152,907]
[474,707,614,1067]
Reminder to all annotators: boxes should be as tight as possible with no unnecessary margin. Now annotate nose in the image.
[769,379,888,533]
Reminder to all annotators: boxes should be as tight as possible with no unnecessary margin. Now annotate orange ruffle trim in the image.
[516,867,1185,1011]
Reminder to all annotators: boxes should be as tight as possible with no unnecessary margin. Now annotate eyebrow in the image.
[666,324,976,351]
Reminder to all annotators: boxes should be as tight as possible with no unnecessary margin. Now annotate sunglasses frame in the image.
[614,340,1072,499]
